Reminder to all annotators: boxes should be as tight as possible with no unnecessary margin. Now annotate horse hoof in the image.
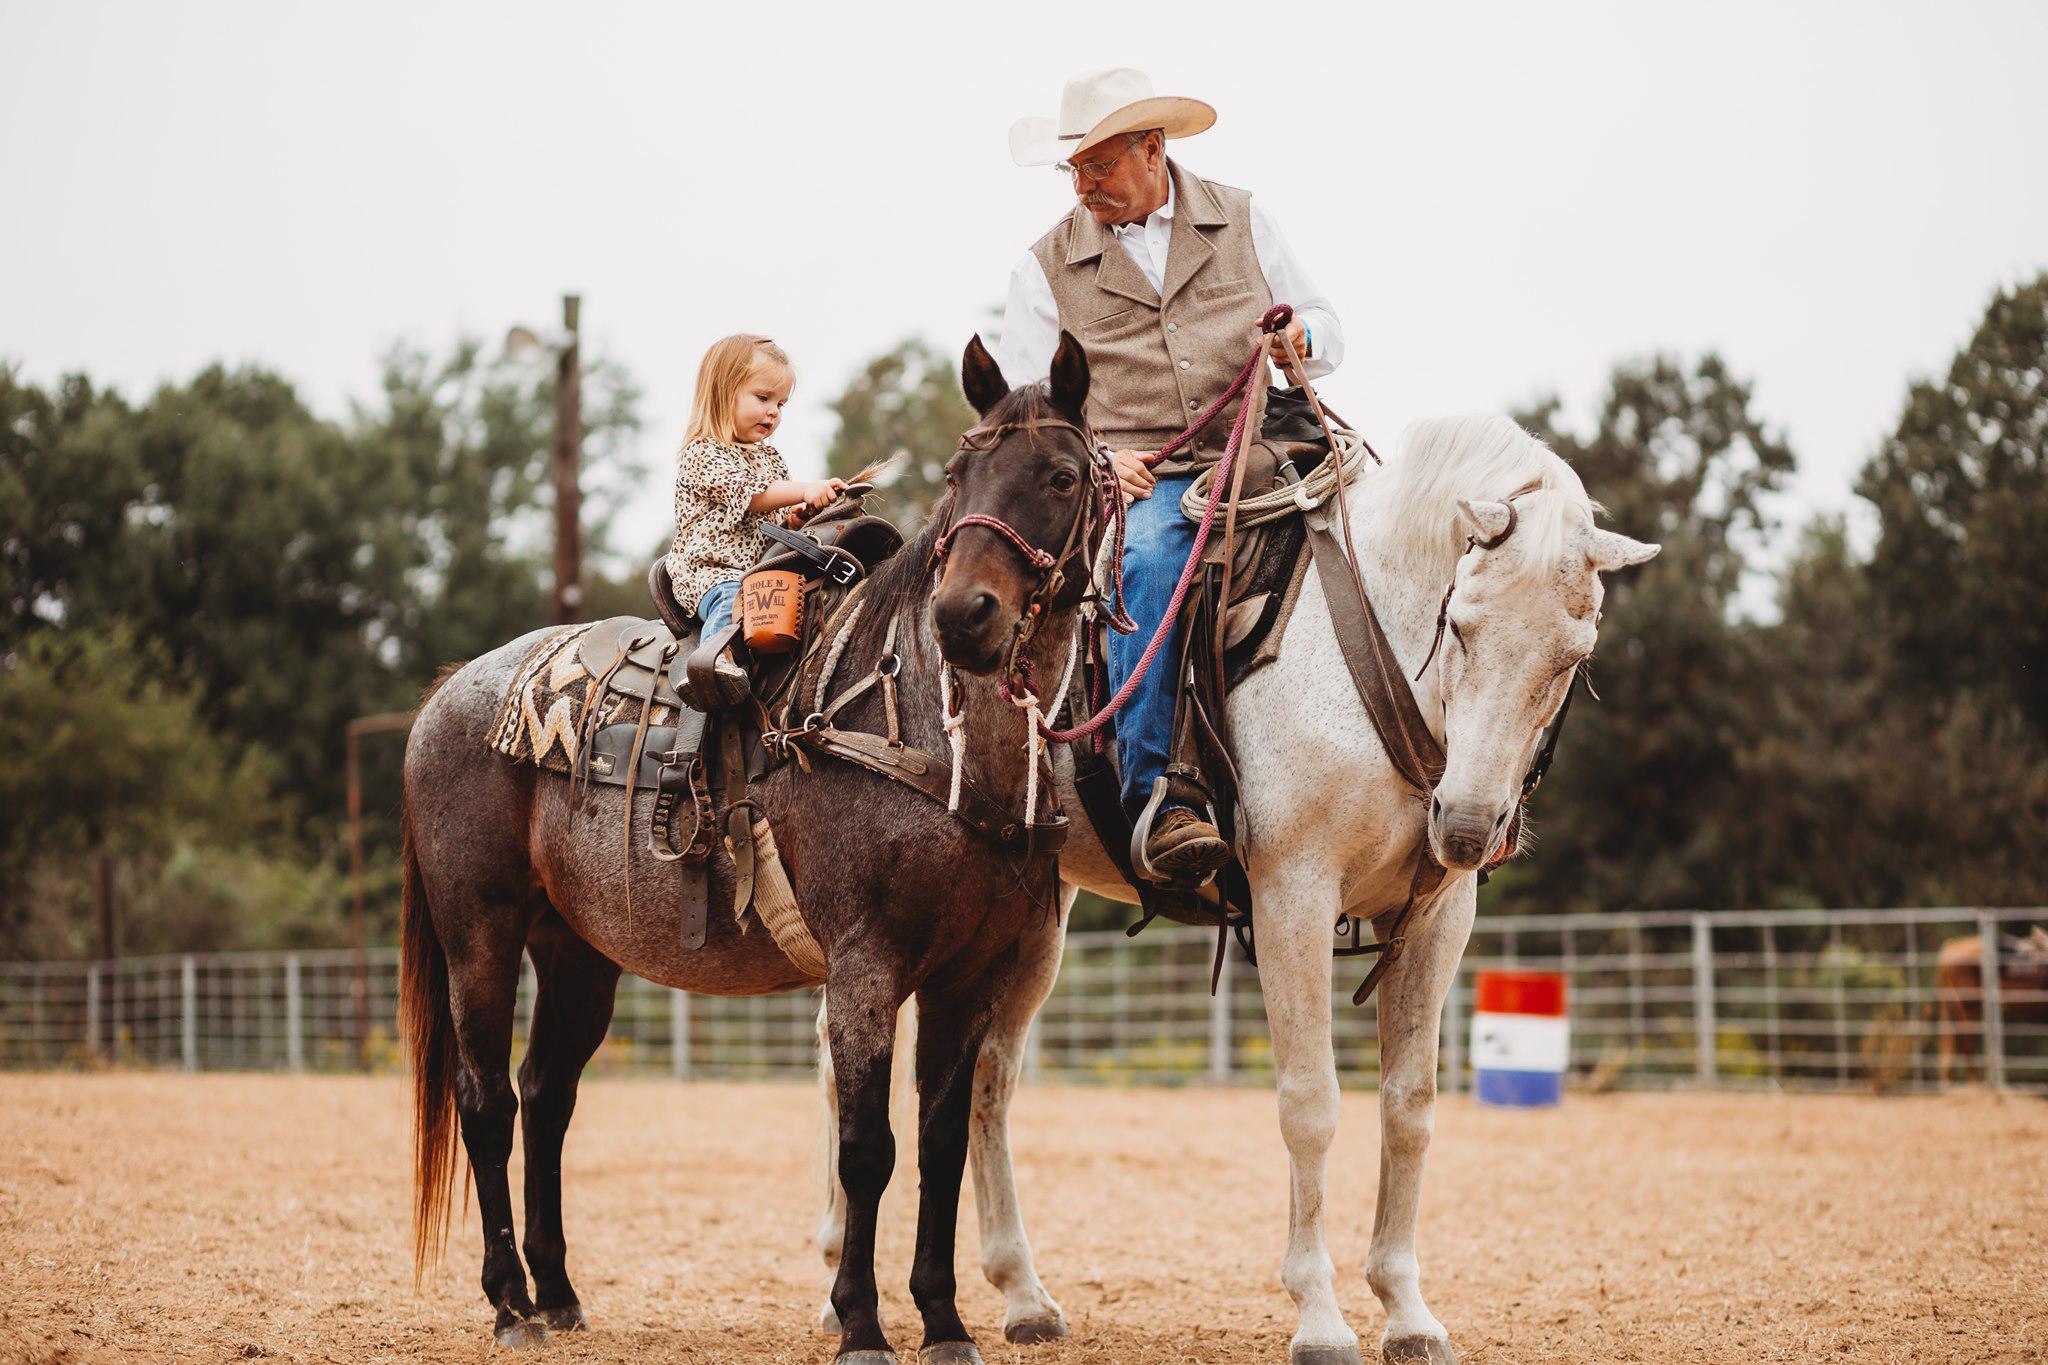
[836,1354,899,1364]
[493,1318,550,1349]
[1291,1347,1363,1365]
[1004,1315,1070,1345]
[920,1344,985,1365]
[1382,1337,1458,1364]
[537,1304,587,1333]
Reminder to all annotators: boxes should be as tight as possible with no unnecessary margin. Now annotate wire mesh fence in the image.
[3,907,2042,1093]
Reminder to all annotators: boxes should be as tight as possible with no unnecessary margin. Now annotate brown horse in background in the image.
[399,336,1100,1361]
[1934,926,2048,1083]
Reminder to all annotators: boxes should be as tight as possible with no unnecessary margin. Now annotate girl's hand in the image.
[786,478,849,525]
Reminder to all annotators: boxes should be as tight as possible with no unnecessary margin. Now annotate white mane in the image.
[1379,414,1595,575]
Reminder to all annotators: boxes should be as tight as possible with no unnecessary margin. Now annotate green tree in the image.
[0,345,641,855]
[1857,274,2048,734]
[0,340,643,956]
[824,337,976,527]
[0,626,276,957]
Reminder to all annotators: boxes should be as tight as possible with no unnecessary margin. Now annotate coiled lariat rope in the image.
[1177,426,1373,527]
[1039,303,1307,744]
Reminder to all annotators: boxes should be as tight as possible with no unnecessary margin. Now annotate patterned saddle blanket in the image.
[487,622,684,776]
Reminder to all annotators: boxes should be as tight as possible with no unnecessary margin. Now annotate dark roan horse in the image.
[400,336,1101,1362]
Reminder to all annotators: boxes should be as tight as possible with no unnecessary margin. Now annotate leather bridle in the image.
[1408,487,1595,837]
[931,415,1116,691]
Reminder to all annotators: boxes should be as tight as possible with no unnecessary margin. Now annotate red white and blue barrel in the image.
[1469,971,1569,1107]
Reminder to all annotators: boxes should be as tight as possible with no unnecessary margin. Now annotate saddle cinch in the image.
[567,495,903,951]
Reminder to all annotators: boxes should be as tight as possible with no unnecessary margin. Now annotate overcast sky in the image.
[4,1,2043,564]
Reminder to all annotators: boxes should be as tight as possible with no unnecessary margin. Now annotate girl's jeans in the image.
[696,580,742,635]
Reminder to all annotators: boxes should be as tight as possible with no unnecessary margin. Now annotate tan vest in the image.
[1029,161,1272,474]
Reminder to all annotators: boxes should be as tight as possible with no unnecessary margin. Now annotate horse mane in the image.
[858,496,949,635]
[1381,414,1596,577]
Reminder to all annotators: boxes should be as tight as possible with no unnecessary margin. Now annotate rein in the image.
[1039,303,1301,743]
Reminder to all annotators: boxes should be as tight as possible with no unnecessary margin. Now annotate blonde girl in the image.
[665,334,844,634]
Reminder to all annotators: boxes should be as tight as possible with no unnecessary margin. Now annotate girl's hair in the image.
[686,334,793,443]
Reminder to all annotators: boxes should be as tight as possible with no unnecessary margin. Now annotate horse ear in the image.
[1455,497,1514,545]
[1048,330,1090,425]
[961,334,1009,417]
[1586,528,1661,572]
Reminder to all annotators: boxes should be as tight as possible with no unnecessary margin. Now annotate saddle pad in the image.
[488,624,681,775]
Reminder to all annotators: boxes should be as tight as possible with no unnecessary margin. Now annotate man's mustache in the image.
[1082,192,1123,209]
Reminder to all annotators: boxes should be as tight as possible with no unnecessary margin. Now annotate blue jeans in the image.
[1106,474,1197,809]
[696,580,742,635]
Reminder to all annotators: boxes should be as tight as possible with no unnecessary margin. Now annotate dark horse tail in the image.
[400,670,463,1281]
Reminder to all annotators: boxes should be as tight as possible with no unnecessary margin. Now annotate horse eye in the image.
[1050,469,1078,494]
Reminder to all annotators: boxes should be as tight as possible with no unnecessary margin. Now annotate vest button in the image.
[1188,400,1199,410]
[1167,322,1179,333]
[1178,359,1190,369]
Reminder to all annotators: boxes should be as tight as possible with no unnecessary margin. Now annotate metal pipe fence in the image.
[3,907,2042,1094]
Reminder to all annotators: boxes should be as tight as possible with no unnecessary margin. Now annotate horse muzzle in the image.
[1428,794,1512,872]
[931,583,1012,675]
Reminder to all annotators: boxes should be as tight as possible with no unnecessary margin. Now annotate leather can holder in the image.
[740,568,805,654]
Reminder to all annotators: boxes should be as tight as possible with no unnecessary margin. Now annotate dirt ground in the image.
[1,1075,2043,1365]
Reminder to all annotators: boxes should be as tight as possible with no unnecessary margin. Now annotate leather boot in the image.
[1143,807,1230,878]
[683,624,752,711]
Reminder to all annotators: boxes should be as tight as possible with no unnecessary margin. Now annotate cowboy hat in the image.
[1008,68,1215,168]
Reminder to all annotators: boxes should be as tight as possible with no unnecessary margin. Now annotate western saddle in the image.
[564,495,905,951]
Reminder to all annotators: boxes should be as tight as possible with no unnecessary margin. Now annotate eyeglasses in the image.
[1054,144,1136,182]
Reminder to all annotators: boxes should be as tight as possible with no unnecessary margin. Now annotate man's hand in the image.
[1263,319,1311,379]
[1111,448,1156,503]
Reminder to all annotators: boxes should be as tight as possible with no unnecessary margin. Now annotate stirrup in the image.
[1128,775,1220,890]
[682,623,751,712]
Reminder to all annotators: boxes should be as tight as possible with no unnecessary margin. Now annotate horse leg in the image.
[1364,884,1475,1365]
[825,965,910,1363]
[444,922,547,1346]
[969,900,1068,1344]
[908,981,997,1365]
[814,999,850,1329]
[816,999,912,1335]
[517,916,620,1334]
[1255,869,1362,1365]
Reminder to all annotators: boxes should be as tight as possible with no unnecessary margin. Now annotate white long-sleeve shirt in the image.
[995,179,1345,388]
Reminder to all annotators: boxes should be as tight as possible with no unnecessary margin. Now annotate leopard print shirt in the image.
[664,436,788,613]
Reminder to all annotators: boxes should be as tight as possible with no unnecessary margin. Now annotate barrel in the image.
[1470,970,1569,1107]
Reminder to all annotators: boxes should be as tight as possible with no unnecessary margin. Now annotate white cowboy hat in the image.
[1008,67,1216,168]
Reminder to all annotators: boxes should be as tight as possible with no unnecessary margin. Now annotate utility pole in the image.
[552,293,584,624]
[95,852,118,1057]
[95,852,118,962]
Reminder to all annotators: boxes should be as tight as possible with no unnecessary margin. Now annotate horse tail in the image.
[399,679,463,1282]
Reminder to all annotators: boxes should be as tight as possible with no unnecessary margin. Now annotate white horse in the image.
[819,413,1659,1362]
